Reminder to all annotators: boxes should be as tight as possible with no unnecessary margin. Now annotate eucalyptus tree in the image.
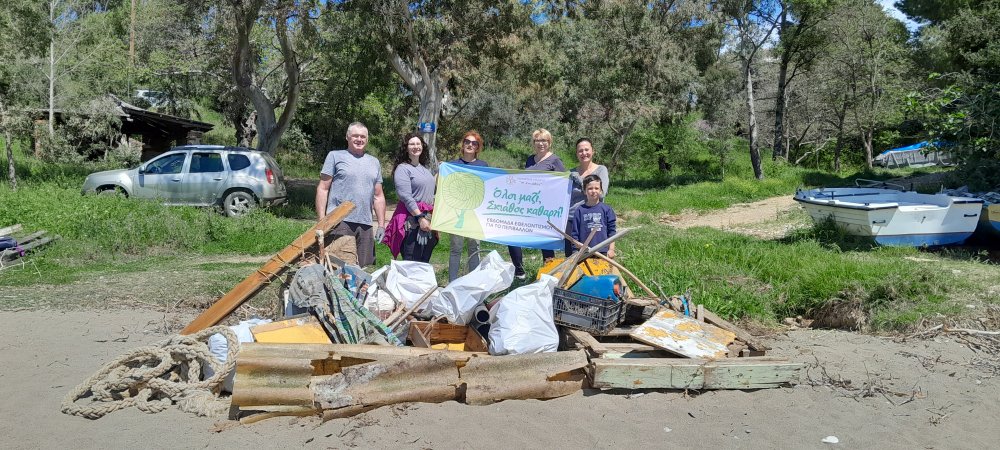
[219,0,318,154]
[348,0,532,168]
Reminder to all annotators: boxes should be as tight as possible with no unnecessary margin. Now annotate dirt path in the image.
[659,195,807,239]
[2,309,996,449]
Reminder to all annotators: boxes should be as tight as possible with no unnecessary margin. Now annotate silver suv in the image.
[82,145,287,217]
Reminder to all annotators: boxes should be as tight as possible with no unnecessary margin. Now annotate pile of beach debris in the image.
[62,202,804,422]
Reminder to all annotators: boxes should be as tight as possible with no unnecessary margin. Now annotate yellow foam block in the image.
[251,315,332,344]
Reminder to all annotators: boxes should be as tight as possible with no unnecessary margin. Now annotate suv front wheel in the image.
[223,190,257,217]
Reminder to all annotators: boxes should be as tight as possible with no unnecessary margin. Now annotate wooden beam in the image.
[180,202,355,334]
[591,357,804,390]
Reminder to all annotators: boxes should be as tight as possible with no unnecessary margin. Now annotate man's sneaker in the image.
[514,268,526,280]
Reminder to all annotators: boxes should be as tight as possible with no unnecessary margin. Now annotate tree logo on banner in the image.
[441,172,484,229]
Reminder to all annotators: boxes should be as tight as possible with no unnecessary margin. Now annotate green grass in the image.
[2,136,995,330]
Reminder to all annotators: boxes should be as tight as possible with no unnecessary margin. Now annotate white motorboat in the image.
[793,185,983,247]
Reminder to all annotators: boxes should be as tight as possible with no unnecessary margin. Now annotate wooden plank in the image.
[602,325,639,337]
[564,328,609,355]
[630,309,736,359]
[0,224,22,237]
[14,230,46,244]
[591,357,804,390]
[699,309,770,352]
[180,202,355,334]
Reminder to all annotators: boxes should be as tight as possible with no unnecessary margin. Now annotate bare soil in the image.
[659,195,810,239]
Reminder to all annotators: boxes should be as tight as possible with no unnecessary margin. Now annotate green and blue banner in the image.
[431,162,571,250]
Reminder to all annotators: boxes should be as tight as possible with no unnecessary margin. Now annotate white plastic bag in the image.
[429,250,514,325]
[204,318,271,392]
[488,274,559,355]
[384,260,439,313]
[362,266,396,318]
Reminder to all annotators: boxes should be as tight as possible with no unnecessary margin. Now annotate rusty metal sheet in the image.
[231,356,316,408]
[630,309,736,359]
[461,350,588,405]
[312,353,460,412]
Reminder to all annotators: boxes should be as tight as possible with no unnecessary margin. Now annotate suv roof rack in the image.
[171,145,258,152]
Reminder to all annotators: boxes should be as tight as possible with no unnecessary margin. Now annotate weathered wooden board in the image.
[0,224,22,237]
[630,309,736,359]
[409,321,488,352]
[591,357,804,390]
[180,202,354,334]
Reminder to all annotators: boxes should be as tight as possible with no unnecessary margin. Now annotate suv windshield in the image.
[145,153,186,174]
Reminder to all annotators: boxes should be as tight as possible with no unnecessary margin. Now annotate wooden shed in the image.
[34,95,215,161]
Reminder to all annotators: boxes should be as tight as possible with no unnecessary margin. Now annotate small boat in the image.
[794,182,983,247]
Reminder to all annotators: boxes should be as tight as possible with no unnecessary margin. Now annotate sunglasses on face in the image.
[463,139,480,148]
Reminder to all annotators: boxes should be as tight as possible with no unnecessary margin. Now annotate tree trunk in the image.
[238,110,257,148]
[772,9,790,161]
[4,125,16,191]
[833,99,847,173]
[230,0,300,155]
[745,65,764,180]
[387,48,446,171]
[416,79,444,170]
[48,1,56,137]
[862,129,874,168]
[606,120,637,173]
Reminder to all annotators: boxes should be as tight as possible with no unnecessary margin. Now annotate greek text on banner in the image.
[430,162,571,250]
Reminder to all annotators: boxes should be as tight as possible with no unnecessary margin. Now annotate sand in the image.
[2,308,998,449]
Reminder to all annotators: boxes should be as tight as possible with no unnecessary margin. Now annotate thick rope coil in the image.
[61,326,239,420]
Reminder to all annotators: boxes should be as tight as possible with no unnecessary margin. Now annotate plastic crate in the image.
[552,287,624,335]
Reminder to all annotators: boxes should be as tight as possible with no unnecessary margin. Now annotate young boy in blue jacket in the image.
[570,174,617,258]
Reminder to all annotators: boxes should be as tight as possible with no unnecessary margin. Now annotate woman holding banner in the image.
[384,132,437,262]
[566,137,609,255]
[508,128,566,279]
[447,130,489,281]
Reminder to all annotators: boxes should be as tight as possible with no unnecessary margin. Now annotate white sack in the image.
[488,274,559,355]
[429,250,515,325]
[362,265,396,317]
[204,318,271,392]
[385,260,440,313]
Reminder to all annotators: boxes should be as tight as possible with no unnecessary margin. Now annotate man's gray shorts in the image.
[329,221,375,267]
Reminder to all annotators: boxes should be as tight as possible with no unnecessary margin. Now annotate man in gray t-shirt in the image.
[315,122,386,267]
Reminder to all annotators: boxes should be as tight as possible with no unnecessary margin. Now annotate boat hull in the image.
[794,188,983,247]
[977,203,1000,237]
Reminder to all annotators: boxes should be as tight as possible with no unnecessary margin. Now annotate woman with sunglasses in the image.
[508,128,565,279]
[447,130,490,281]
